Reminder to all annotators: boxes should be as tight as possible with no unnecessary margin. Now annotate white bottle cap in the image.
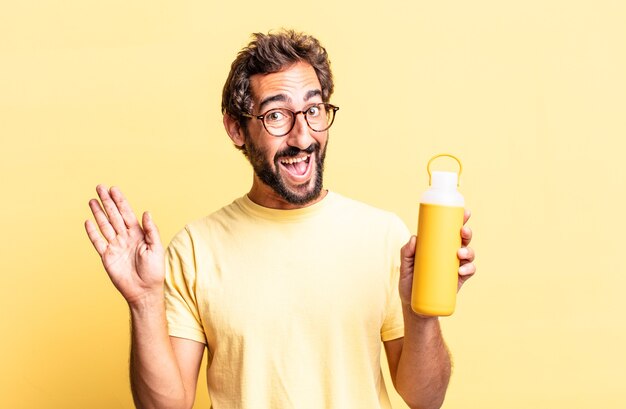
[431,171,458,189]
[422,154,464,206]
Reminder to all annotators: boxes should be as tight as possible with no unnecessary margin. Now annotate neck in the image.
[247,176,327,210]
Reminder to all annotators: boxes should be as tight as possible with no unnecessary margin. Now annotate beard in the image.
[243,132,327,206]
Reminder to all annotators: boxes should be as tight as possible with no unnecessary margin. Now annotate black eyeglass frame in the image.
[241,103,339,137]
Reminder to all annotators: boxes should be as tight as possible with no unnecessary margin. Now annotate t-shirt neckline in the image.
[238,191,337,222]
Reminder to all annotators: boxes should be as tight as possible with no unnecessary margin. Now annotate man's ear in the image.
[223,114,245,147]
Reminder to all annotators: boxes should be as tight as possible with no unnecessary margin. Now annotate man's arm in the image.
[85,185,203,408]
[384,315,451,409]
[128,294,204,409]
[385,211,475,409]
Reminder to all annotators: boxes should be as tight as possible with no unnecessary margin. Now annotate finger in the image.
[461,225,472,247]
[142,211,162,247]
[85,219,108,256]
[96,184,127,235]
[463,209,472,224]
[401,235,416,259]
[89,198,117,241]
[110,186,139,229]
[457,246,475,263]
[459,262,476,277]
[457,262,476,291]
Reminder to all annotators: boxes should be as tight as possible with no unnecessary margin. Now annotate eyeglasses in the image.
[242,103,339,137]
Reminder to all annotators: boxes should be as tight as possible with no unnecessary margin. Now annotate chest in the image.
[196,223,393,348]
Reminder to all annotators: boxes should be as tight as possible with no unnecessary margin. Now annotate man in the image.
[85,30,475,409]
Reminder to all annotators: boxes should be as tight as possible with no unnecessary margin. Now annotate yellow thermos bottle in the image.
[411,154,465,316]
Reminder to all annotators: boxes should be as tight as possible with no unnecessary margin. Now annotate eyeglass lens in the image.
[263,104,336,136]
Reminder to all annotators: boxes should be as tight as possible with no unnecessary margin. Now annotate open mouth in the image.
[279,154,312,179]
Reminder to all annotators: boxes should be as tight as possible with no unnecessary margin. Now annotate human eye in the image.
[265,109,288,124]
[306,104,321,117]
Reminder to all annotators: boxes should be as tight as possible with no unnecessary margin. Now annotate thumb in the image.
[400,235,417,277]
[142,211,162,247]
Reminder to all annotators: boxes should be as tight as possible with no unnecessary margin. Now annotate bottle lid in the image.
[428,153,462,187]
[431,171,458,189]
[422,154,464,206]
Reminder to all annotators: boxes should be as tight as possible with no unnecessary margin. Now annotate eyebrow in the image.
[258,89,322,112]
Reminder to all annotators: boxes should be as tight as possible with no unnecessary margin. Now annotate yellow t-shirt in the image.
[165,192,410,409]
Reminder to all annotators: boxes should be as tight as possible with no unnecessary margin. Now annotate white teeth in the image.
[281,155,310,165]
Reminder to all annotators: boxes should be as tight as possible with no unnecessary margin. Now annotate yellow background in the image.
[1,1,625,408]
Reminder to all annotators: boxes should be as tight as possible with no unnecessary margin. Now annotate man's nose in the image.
[285,112,314,149]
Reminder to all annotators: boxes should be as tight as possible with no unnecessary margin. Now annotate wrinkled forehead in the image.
[249,62,323,111]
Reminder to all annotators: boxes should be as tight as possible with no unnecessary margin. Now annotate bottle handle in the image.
[427,154,463,187]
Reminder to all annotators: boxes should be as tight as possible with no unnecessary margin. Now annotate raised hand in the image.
[398,209,476,307]
[85,185,165,305]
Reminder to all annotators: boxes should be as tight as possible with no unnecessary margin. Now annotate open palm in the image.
[85,185,164,305]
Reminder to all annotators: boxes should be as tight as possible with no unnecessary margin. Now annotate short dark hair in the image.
[221,29,334,125]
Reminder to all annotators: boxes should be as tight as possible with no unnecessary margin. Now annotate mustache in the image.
[275,143,318,159]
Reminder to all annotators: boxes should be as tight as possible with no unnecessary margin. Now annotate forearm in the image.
[394,305,451,409]
[129,291,189,409]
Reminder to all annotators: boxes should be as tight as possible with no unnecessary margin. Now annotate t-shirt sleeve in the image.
[380,215,411,342]
[164,227,207,344]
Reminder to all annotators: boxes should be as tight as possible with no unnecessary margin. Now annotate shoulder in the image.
[167,197,247,250]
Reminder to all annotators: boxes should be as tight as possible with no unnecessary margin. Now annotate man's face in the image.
[243,62,329,207]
